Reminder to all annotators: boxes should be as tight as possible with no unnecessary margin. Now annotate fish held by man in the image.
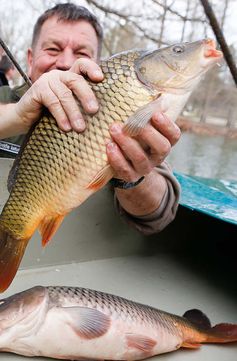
[0,39,223,292]
[0,285,236,359]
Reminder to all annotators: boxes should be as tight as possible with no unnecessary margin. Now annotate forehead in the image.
[36,16,99,55]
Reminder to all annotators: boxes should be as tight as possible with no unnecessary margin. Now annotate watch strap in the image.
[110,176,145,189]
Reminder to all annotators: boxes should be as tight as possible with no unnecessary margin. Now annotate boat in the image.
[0,157,236,361]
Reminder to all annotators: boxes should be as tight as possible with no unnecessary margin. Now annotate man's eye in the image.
[76,52,90,58]
[46,48,59,53]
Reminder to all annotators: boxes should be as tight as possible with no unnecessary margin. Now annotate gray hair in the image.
[32,2,103,58]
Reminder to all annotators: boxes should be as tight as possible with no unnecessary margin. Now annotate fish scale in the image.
[0,285,236,360]
[0,39,223,292]
[47,286,180,336]
[0,51,154,239]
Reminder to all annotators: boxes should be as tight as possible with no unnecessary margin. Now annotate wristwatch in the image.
[110,176,145,190]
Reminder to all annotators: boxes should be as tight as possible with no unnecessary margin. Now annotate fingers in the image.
[135,124,171,165]
[63,72,98,114]
[28,72,81,132]
[17,59,104,133]
[109,124,153,178]
[107,113,181,182]
[47,71,97,132]
[107,142,139,182]
[70,58,103,82]
[151,111,181,146]
[28,65,102,132]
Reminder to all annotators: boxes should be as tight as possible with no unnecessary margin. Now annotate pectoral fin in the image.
[123,96,162,136]
[62,306,111,339]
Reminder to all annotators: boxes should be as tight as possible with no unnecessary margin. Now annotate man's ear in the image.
[27,48,33,78]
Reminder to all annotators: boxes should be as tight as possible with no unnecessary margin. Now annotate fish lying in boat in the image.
[0,39,222,292]
[0,285,236,359]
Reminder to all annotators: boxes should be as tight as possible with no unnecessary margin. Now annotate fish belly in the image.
[18,308,183,360]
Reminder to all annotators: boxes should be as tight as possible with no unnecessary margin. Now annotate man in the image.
[0,3,180,235]
[0,55,15,86]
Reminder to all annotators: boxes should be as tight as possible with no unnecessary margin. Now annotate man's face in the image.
[27,16,99,82]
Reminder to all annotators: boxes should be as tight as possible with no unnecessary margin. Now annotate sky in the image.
[0,0,236,69]
[0,0,236,42]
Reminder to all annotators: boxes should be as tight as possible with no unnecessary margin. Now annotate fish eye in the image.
[172,45,185,54]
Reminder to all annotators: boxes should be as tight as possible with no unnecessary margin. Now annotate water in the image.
[168,133,237,181]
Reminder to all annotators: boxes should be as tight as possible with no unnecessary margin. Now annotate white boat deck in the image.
[0,158,236,361]
[1,255,237,361]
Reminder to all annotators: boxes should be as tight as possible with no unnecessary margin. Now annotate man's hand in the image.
[15,58,104,133]
[107,111,181,182]
[106,111,181,217]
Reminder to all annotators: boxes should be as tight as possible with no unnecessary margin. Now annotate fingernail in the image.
[107,142,117,152]
[74,118,85,131]
[110,124,122,135]
[87,100,98,112]
[62,121,72,132]
[93,70,103,78]
[156,112,165,122]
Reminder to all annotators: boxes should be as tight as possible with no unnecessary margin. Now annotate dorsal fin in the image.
[183,309,211,330]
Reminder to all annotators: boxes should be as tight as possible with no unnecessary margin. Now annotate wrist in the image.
[0,103,29,139]
[114,170,168,217]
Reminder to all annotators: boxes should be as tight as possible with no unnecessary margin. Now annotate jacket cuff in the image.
[114,162,180,235]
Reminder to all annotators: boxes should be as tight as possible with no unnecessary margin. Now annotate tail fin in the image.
[183,309,237,345]
[0,226,30,292]
[206,323,237,343]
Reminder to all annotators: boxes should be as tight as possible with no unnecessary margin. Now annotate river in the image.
[168,132,237,181]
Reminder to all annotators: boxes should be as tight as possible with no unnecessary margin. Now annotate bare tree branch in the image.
[158,0,168,47]
[86,0,167,46]
[200,0,237,86]
[152,0,206,23]
[220,0,229,29]
[181,0,191,41]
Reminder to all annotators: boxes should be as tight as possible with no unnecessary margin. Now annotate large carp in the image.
[0,39,222,291]
[0,285,236,359]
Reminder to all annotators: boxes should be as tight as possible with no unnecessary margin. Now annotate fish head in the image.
[135,39,223,94]
[0,286,46,331]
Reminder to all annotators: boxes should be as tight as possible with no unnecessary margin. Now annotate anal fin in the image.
[182,342,202,349]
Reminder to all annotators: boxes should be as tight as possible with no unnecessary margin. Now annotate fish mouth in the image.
[203,39,223,58]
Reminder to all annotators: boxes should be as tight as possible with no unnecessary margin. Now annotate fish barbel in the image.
[0,286,236,359]
[0,39,222,292]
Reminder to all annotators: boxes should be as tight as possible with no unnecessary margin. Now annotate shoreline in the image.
[177,117,237,139]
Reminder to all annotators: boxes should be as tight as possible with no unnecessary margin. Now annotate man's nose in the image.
[55,49,77,70]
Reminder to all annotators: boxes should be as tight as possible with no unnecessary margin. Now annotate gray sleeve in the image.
[114,162,181,235]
